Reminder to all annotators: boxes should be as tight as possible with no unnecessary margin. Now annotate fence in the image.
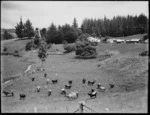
[4,101,100,113]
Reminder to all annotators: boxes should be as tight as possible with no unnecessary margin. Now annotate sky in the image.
[1,1,149,29]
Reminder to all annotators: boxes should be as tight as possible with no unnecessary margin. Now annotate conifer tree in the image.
[15,17,24,39]
[72,18,78,29]
[24,19,34,39]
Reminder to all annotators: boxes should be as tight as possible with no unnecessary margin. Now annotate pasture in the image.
[1,34,148,113]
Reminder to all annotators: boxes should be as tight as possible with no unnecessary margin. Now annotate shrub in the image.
[140,34,148,43]
[3,30,13,40]
[75,34,97,59]
[64,44,76,53]
[139,51,148,56]
[3,47,7,52]
[25,41,32,51]
[34,38,40,46]
[75,33,90,42]
[63,40,76,53]
[13,50,21,57]
[14,50,19,54]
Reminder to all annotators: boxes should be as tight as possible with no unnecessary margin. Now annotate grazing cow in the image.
[82,78,86,84]
[44,73,47,78]
[46,79,50,84]
[88,80,96,86]
[52,79,58,84]
[65,91,79,100]
[97,83,101,89]
[3,90,14,97]
[88,89,97,99]
[37,86,41,92]
[65,84,72,89]
[61,88,66,95]
[109,84,114,89]
[55,73,58,77]
[31,77,35,82]
[48,89,52,96]
[98,86,106,92]
[68,80,72,85]
[20,94,26,100]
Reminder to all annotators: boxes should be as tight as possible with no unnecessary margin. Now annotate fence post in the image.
[66,106,68,113]
[79,101,85,113]
[34,107,37,113]
[26,109,28,113]
[46,106,48,113]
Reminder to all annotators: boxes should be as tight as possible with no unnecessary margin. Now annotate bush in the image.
[3,47,7,52]
[140,35,148,43]
[75,33,90,42]
[75,34,97,59]
[14,50,19,54]
[13,50,21,57]
[64,44,76,53]
[34,38,40,46]
[3,30,13,40]
[25,41,32,51]
[139,51,148,56]
[63,40,76,53]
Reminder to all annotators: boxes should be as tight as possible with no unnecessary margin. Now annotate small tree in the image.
[38,41,47,69]
[25,41,32,51]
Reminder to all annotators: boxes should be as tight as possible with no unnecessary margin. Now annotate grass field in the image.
[1,38,34,82]
[1,34,148,113]
[1,39,31,54]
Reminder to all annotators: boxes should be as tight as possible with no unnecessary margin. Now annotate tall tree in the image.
[15,17,24,39]
[46,23,58,44]
[72,18,78,29]
[61,24,78,43]
[24,19,34,39]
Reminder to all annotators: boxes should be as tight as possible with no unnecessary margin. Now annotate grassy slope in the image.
[1,39,33,82]
[1,55,32,81]
[1,39,31,54]
[1,34,148,112]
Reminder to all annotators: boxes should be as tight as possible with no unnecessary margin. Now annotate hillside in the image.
[1,34,148,113]
[1,28,17,40]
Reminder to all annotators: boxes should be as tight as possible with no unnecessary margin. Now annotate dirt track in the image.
[1,44,148,113]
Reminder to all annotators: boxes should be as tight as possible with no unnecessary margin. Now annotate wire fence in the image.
[3,101,100,113]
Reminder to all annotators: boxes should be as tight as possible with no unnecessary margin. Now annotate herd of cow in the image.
[3,73,115,101]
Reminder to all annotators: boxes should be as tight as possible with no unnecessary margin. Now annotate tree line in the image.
[15,13,148,44]
[81,14,148,37]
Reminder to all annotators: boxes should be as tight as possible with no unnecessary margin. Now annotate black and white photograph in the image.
[1,1,149,113]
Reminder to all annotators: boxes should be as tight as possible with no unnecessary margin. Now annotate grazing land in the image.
[1,34,148,113]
